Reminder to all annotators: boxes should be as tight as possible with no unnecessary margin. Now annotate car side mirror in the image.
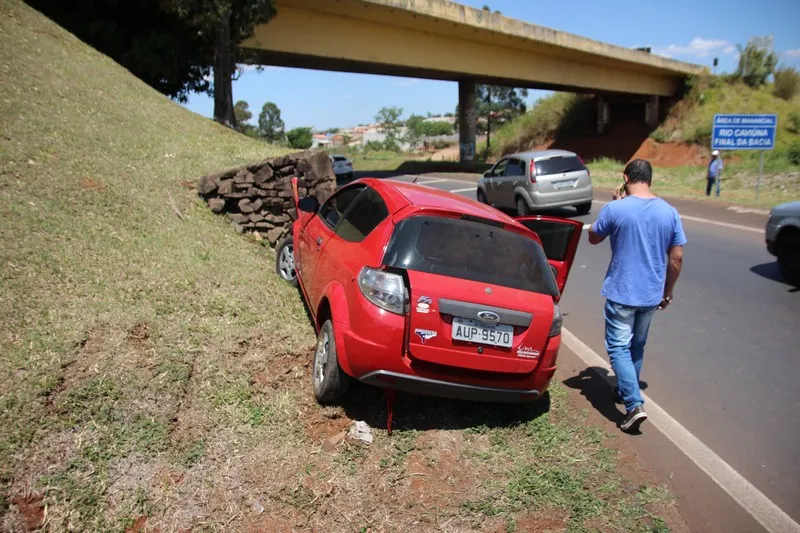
[297,196,319,213]
[483,170,491,178]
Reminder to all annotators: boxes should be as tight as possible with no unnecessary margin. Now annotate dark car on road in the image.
[766,200,800,286]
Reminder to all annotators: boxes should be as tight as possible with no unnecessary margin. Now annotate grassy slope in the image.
[1,1,678,531]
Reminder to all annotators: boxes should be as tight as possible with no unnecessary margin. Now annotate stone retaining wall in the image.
[196,151,335,245]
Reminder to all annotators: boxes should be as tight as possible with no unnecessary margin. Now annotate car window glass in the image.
[536,156,585,176]
[336,186,389,242]
[383,216,559,297]
[505,158,525,177]
[492,159,509,176]
[333,156,348,162]
[318,185,364,229]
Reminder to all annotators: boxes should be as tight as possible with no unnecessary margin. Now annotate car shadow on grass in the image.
[562,367,649,436]
[340,381,550,432]
[750,262,800,292]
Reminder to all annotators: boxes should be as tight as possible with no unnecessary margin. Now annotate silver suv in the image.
[477,149,593,215]
[766,201,800,286]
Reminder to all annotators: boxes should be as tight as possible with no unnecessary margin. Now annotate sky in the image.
[182,0,800,131]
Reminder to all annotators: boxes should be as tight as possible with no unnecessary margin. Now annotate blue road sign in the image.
[712,114,777,150]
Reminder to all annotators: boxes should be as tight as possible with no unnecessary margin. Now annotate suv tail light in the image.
[357,267,407,315]
[529,160,537,183]
[548,304,563,337]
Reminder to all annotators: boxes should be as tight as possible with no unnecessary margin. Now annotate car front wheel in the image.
[576,202,592,215]
[275,236,298,287]
[778,234,800,287]
[312,320,350,404]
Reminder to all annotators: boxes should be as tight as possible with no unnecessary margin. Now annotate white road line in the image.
[451,187,478,193]
[416,178,450,185]
[561,328,800,533]
[592,199,762,234]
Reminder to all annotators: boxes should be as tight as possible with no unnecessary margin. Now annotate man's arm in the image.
[588,228,606,245]
[660,245,684,309]
[588,204,612,245]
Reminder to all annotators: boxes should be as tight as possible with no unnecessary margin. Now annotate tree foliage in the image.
[405,115,454,146]
[258,102,284,142]
[734,43,778,88]
[375,106,403,151]
[286,127,313,149]
[773,67,800,101]
[234,100,259,136]
[476,85,528,151]
[26,0,211,103]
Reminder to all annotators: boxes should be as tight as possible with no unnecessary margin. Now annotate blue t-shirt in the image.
[708,158,723,178]
[591,196,687,307]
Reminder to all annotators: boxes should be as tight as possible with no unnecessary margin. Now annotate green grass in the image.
[0,1,681,530]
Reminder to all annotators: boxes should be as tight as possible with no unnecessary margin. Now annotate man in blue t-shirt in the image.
[588,159,686,432]
[706,150,723,197]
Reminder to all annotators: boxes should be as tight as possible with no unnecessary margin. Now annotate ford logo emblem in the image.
[477,311,500,324]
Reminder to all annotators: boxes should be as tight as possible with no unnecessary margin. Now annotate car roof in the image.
[502,149,577,161]
[361,178,517,224]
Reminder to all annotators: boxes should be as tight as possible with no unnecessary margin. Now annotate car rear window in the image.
[332,156,348,162]
[535,156,585,176]
[382,216,559,297]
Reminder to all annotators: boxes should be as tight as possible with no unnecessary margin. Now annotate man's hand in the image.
[657,295,672,310]
[612,184,627,201]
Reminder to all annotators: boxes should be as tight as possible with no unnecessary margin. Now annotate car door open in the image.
[515,216,583,298]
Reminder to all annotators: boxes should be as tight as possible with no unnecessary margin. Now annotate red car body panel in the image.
[290,177,582,402]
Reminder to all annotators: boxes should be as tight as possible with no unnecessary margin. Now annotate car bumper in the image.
[359,370,542,403]
[527,185,593,208]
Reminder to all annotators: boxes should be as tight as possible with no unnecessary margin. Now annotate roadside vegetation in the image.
[1,1,681,530]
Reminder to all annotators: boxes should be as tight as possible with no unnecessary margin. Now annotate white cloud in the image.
[783,49,800,59]
[652,37,737,59]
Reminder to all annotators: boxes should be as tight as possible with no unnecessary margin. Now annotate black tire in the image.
[275,236,298,287]
[477,189,488,204]
[576,202,592,215]
[312,320,350,404]
[516,196,530,216]
[778,234,800,287]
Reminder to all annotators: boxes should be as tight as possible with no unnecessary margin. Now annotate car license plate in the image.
[452,317,513,348]
[553,179,576,190]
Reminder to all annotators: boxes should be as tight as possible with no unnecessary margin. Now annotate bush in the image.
[734,43,777,88]
[773,67,800,101]
[789,112,800,134]
[286,127,312,149]
[788,141,800,166]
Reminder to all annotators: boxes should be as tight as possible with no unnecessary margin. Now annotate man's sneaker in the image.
[620,406,647,432]
[613,386,624,404]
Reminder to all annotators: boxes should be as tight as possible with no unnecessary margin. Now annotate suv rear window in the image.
[536,156,585,176]
[382,216,559,297]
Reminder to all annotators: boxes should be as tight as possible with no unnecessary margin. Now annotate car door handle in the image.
[316,237,323,246]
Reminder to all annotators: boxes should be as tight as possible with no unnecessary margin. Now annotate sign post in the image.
[711,114,777,200]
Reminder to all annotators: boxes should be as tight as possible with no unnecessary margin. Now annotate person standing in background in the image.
[706,149,723,197]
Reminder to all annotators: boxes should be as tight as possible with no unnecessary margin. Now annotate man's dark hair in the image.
[623,159,652,185]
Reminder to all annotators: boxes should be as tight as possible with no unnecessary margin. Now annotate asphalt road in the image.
[379,173,800,526]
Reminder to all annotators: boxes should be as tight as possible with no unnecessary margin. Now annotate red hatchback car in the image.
[275,178,582,405]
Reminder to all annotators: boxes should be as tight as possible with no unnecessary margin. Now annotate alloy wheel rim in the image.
[314,330,329,386]
[278,244,295,281]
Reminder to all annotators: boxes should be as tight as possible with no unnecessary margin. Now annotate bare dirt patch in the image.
[7,494,44,531]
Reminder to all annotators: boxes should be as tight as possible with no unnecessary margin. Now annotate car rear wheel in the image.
[516,196,530,216]
[312,320,350,404]
[477,189,488,204]
[778,234,800,287]
[275,236,298,287]
[575,202,592,215]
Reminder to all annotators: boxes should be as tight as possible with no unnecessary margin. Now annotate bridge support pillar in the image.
[597,96,609,135]
[645,95,660,127]
[458,81,477,164]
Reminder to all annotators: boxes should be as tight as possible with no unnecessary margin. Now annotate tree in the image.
[476,85,528,152]
[234,100,259,136]
[375,106,403,151]
[773,67,800,101]
[735,43,778,88]
[27,0,211,103]
[286,127,313,149]
[404,114,426,147]
[258,102,284,142]
[170,0,278,128]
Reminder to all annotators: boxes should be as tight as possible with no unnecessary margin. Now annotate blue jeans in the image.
[706,177,720,197]
[604,300,658,412]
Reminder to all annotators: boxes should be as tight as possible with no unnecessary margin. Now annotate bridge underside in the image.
[243,0,705,161]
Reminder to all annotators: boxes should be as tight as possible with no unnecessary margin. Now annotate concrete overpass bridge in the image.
[242,0,706,162]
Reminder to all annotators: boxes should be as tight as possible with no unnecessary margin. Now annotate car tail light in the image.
[577,155,590,176]
[548,304,562,337]
[529,160,537,183]
[358,267,407,315]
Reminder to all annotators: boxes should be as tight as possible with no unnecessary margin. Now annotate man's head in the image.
[623,159,652,186]
[712,149,719,159]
